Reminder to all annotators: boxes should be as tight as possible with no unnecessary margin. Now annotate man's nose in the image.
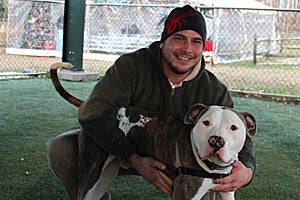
[181,41,193,53]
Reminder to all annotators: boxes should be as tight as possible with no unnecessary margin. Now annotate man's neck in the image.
[164,69,191,85]
[162,61,202,85]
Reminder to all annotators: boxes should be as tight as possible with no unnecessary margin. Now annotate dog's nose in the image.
[208,136,225,152]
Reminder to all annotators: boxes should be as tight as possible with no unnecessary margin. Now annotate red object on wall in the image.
[204,40,213,52]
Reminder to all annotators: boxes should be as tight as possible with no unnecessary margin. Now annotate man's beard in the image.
[163,56,197,75]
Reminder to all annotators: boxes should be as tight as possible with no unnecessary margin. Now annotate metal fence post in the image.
[253,34,257,65]
[62,0,86,71]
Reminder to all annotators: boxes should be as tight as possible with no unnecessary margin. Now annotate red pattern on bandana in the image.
[164,8,197,35]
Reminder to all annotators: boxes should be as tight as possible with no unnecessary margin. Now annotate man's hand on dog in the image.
[129,154,173,196]
[211,161,253,192]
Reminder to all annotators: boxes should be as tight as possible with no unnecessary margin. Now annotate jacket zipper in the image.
[170,87,175,96]
[169,81,176,96]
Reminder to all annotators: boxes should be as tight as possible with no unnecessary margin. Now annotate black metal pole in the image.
[62,0,85,71]
[253,35,257,65]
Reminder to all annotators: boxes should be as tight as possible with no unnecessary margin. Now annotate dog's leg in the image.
[219,191,235,200]
[84,155,120,200]
[191,178,235,200]
[191,178,214,200]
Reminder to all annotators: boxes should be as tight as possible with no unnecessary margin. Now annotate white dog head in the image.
[184,103,256,173]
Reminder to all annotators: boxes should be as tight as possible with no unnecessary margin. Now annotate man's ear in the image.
[184,103,207,124]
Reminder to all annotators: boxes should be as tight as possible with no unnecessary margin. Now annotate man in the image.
[47,5,255,199]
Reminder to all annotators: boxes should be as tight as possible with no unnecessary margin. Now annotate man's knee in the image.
[46,129,81,172]
[46,129,81,200]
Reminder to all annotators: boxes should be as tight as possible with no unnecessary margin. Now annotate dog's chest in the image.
[172,174,205,200]
[173,174,224,200]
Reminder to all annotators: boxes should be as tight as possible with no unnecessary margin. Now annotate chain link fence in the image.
[0,0,299,100]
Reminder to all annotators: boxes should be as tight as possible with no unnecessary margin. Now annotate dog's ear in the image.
[242,112,257,136]
[184,103,207,124]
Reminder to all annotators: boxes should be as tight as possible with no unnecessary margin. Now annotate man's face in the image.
[160,30,204,75]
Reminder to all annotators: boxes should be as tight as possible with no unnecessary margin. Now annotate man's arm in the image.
[78,56,138,161]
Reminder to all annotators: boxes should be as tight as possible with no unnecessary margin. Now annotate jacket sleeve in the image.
[238,134,256,173]
[78,55,138,161]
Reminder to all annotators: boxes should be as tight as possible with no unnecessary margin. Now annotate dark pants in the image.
[46,129,80,200]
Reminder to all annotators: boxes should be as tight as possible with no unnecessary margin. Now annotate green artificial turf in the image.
[0,78,299,199]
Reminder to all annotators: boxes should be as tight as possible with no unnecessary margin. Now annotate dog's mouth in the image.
[198,153,235,170]
[198,151,233,165]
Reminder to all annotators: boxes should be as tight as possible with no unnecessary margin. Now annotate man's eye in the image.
[194,40,202,44]
[174,37,184,41]
[203,120,210,126]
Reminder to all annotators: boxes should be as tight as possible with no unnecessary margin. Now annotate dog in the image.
[50,62,257,200]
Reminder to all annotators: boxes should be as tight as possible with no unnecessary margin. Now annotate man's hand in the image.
[129,154,172,196]
[211,161,253,192]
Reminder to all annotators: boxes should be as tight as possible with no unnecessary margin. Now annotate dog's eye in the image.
[231,125,237,131]
[202,120,210,126]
